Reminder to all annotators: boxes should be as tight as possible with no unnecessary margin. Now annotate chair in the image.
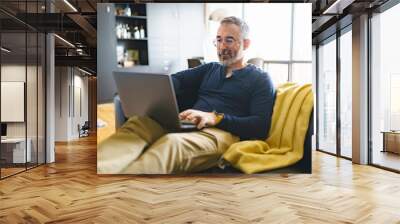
[78,121,90,138]
[247,57,264,68]
[113,93,313,174]
[187,57,205,68]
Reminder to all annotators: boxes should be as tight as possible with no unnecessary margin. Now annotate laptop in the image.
[113,70,197,132]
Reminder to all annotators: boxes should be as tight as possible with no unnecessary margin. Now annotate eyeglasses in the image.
[213,37,238,47]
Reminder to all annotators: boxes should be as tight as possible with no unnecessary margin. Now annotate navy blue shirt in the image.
[172,62,275,140]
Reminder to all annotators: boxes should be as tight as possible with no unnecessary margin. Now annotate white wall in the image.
[55,66,68,141]
[55,67,89,141]
[1,64,46,164]
[72,74,89,138]
[97,3,117,103]
[1,65,40,138]
[79,75,89,126]
[1,65,25,129]
[147,3,206,74]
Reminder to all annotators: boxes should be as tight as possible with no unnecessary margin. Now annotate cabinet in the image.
[382,131,400,154]
[115,3,148,67]
[1,138,32,165]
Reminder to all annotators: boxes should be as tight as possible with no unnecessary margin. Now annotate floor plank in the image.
[0,135,400,223]
[97,103,116,143]
[372,150,400,171]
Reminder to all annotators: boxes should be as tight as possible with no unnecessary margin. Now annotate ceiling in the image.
[0,0,97,75]
[0,0,395,75]
[309,0,390,43]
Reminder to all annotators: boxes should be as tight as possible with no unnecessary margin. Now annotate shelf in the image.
[117,38,147,41]
[116,15,147,20]
[115,3,148,67]
[117,65,147,68]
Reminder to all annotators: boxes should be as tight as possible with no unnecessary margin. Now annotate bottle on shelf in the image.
[116,45,124,67]
[132,7,138,16]
[123,51,129,67]
[118,24,123,39]
[117,24,125,39]
[132,9,138,16]
[140,26,145,39]
[134,26,140,39]
[126,25,131,39]
[124,24,129,39]
[124,4,131,16]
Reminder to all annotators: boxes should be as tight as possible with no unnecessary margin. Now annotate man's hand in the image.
[179,109,219,129]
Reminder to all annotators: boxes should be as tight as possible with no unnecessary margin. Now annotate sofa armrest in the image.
[113,95,128,129]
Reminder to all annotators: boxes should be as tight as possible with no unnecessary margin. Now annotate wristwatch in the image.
[212,110,224,125]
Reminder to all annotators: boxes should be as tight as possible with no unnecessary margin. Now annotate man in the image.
[98,16,275,174]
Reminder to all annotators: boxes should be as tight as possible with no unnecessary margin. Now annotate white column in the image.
[352,14,369,164]
[46,33,55,163]
[45,0,56,163]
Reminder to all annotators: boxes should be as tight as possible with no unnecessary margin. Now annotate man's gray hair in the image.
[220,16,249,39]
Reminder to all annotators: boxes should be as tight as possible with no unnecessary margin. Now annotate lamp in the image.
[78,67,93,76]
[54,34,75,48]
[322,0,355,15]
[1,47,11,53]
[63,0,78,12]
[208,8,229,22]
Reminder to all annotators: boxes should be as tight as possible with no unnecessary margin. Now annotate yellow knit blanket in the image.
[222,83,314,174]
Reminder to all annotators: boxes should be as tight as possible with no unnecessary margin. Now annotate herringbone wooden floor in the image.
[1,135,400,223]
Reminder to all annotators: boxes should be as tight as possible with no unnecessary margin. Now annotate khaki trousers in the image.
[97,116,239,174]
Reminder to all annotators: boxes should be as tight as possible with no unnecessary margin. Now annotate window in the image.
[317,37,337,154]
[390,74,400,130]
[292,4,312,61]
[244,4,292,61]
[371,2,400,171]
[339,29,352,158]
[264,63,288,86]
[0,1,47,179]
[292,63,312,84]
[205,3,312,85]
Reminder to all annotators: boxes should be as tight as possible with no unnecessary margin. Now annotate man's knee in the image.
[98,131,148,174]
[162,132,221,173]
[123,132,221,174]
[120,115,166,143]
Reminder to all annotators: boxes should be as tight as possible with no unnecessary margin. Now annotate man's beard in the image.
[218,48,243,66]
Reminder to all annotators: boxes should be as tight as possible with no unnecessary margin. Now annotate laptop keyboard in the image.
[180,119,195,125]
